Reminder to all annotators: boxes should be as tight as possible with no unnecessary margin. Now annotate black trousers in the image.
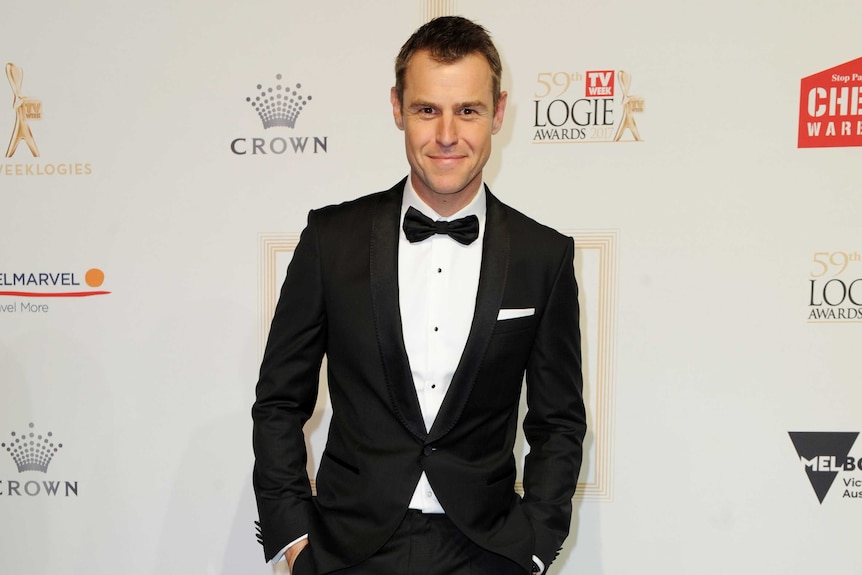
[294,510,527,575]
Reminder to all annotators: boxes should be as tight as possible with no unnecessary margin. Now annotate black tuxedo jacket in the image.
[253,179,586,573]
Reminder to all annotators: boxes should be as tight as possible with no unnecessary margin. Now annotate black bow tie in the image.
[402,206,480,245]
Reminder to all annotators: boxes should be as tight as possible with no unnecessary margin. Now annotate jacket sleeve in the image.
[252,210,327,562]
[521,236,587,569]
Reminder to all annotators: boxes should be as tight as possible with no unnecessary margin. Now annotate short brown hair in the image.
[394,16,503,107]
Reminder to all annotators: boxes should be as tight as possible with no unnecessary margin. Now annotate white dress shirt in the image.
[399,180,543,574]
[399,178,486,512]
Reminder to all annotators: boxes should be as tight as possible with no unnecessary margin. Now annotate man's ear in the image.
[491,90,508,135]
[390,87,405,131]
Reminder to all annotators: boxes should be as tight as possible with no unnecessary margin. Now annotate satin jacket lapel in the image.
[370,179,427,440]
[427,188,510,444]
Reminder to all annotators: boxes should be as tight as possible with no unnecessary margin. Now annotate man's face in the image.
[391,50,507,210]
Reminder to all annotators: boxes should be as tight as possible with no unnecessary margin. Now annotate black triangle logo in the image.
[788,432,859,503]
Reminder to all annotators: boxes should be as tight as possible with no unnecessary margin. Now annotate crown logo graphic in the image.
[1,422,63,473]
[246,75,312,129]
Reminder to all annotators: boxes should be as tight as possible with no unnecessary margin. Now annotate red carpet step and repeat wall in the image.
[1,1,860,573]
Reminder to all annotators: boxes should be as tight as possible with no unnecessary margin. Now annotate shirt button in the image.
[433,327,438,332]
[437,268,442,273]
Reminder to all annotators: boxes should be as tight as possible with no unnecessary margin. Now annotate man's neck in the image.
[410,174,482,218]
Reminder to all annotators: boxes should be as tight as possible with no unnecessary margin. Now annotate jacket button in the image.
[423,445,435,456]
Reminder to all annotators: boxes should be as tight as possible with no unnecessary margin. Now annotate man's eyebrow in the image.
[406,100,489,110]
[457,101,488,109]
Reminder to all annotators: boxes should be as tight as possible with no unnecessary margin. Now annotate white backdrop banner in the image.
[2,1,860,574]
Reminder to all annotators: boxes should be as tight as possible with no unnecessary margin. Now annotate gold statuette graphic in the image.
[613,70,644,142]
[5,62,41,158]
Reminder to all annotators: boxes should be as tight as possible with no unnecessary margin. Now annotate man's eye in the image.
[420,107,435,114]
[462,108,474,115]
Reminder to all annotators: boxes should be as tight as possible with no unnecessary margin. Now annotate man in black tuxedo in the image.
[253,16,586,575]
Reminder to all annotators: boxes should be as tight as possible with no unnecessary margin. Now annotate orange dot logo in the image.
[85,268,105,288]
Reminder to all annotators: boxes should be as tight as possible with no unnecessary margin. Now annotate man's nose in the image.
[436,113,457,147]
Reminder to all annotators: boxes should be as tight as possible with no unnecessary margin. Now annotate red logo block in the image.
[798,57,862,148]
[586,70,615,98]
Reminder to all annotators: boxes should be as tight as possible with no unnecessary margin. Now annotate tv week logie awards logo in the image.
[807,250,862,322]
[532,69,645,143]
[1,62,93,176]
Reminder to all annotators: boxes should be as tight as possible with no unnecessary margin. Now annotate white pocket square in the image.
[497,308,535,321]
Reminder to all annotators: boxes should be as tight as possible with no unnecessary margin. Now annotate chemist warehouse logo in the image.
[229,73,328,157]
[1,422,78,498]
[798,56,862,148]
[532,69,645,143]
[789,432,862,503]
[1,62,93,176]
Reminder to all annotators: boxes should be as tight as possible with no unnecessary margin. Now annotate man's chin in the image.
[423,177,481,198]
